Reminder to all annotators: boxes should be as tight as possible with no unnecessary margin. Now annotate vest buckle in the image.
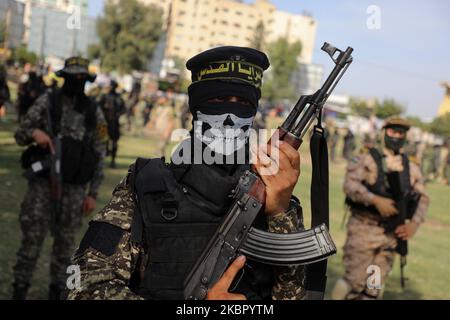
[161,207,178,221]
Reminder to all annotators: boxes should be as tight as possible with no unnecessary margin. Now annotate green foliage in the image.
[430,113,450,138]
[87,44,101,61]
[11,46,38,66]
[349,97,373,118]
[374,98,405,119]
[406,116,430,131]
[97,0,163,74]
[0,21,6,46]
[250,21,265,51]
[262,38,302,101]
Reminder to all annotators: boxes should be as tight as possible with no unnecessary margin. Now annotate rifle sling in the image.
[304,124,329,300]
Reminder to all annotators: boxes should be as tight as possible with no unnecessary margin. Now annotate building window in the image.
[221,20,228,25]
[236,11,242,15]
[176,22,184,27]
[233,23,241,28]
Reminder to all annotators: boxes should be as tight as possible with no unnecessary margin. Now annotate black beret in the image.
[186,46,270,71]
[186,46,270,90]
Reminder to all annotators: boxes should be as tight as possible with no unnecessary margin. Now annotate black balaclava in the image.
[62,73,87,97]
[384,126,407,154]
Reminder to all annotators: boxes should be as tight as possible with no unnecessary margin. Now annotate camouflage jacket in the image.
[15,91,108,196]
[343,147,430,225]
[68,167,306,300]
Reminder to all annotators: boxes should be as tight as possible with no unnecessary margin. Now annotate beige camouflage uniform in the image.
[341,148,429,298]
[68,169,306,300]
[13,92,107,293]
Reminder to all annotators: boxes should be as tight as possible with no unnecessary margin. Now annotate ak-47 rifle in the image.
[45,98,63,236]
[184,42,354,300]
[385,166,420,288]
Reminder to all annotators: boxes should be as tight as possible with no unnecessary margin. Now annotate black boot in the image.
[48,284,63,300]
[12,282,29,300]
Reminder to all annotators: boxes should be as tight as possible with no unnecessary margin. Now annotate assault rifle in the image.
[45,100,63,236]
[184,43,354,300]
[385,170,420,288]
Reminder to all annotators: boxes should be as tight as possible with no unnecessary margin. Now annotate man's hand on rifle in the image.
[395,221,419,240]
[253,141,300,216]
[82,196,96,216]
[32,129,55,154]
[206,255,247,300]
[372,195,398,218]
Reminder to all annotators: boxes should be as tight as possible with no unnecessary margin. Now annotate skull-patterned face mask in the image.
[193,101,256,156]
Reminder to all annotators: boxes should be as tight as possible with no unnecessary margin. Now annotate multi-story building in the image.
[27,5,98,59]
[0,0,26,49]
[138,0,317,75]
[290,62,323,96]
[17,0,88,42]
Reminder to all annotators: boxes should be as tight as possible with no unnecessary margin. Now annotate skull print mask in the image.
[193,101,255,156]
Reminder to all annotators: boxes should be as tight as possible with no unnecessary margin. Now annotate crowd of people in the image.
[0,49,446,301]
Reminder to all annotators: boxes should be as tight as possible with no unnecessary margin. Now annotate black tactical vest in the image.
[129,158,273,300]
[21,89,99,184]
[346,148,411,215]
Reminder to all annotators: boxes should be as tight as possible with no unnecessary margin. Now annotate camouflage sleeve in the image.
[88,106,108,197]
[343,153,376,206]
[68,173,143,300]
[267,198,306,300]
[14,93,49,146]
[409,162,430,225]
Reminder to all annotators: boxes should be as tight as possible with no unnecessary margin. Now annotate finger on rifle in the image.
[278,141,300,169]
[215,255,246,291]
[48,139,55,155]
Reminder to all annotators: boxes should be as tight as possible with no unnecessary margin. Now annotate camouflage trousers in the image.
[13,178,86,290]
[342,214,397,299]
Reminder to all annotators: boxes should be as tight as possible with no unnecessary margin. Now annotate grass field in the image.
[1,112,449,300]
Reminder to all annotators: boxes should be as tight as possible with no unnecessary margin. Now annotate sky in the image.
[88,0,450,120]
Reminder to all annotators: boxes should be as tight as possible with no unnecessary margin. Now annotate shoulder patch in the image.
[76,221,125,257]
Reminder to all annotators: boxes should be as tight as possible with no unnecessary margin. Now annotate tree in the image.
[262,38,302,101]
[87,44,101,61]
[250,21,265,51]
[406,116,429,131]
[12,46,38,66]
[374,98,405,119]
[430,113,450,139]
[0,21,6,46]
[97,0,163,73]
[349,97,373,118]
